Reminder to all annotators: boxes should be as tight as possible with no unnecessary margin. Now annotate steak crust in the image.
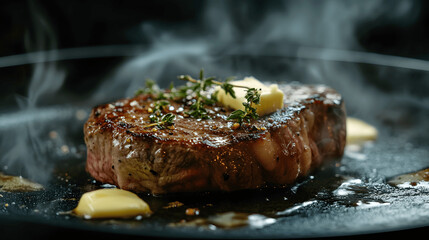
[84,84,346,194]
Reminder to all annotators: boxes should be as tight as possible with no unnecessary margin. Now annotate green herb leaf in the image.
[221,82,236,98]
[227,88,261,125]
[143,102,176,129]
[186,99,209,119]
[160,113,176,126]
[227,109,246,123]
[245,88,261,105]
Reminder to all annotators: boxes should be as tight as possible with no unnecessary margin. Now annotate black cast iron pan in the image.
[0,49,428,239]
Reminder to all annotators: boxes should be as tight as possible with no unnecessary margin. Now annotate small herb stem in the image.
[142,122,161,128]
[143,109,175,129]
[194,97,201,113]
[178,75,249,90]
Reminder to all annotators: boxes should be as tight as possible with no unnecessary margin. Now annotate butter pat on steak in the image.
[84,84,346,194]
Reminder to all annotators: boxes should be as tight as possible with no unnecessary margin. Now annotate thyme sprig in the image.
[226,88,261,124]
[178,69,256,120]
[142,112,175,129]
[177,70,221,119]
[178,70,245,99]
[148,100,169,123]
[136,69,262,128]
[135,81,176,129]
[179,69,261,125]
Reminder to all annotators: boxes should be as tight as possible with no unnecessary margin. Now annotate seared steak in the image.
[84,84,346,194]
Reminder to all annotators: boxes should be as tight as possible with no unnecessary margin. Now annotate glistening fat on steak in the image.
[84,84,346,194]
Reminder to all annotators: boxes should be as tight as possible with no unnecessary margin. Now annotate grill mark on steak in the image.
[84,84,346,194]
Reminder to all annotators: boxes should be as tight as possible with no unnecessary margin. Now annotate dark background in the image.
[2,0,429,58]
[2,0,429,109]
[0,0,202,56]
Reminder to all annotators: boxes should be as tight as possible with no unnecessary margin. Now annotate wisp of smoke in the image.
[0,1,67,184]
[95,0,423,117]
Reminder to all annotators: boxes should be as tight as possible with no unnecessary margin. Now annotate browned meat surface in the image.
[84,84,346,194]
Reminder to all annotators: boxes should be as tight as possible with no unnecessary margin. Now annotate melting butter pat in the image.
[73,188,151,219]
[346,117,378,144]
[216,77,284,116]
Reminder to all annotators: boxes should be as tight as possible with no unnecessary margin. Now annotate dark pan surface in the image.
[0,55,428,239]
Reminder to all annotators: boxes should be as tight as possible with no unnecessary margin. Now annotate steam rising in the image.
[0,1,67,184]
[0,0,427,183]
[93,1,423,112]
